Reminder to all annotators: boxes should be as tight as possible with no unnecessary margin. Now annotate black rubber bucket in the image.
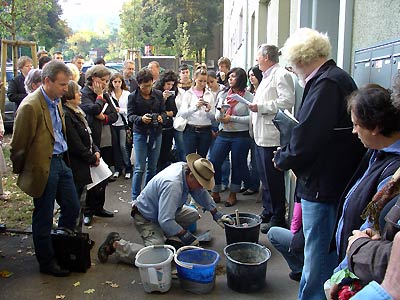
[224,213,261,245]
[224,242,271,293]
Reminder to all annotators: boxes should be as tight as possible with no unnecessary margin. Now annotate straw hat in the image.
[186,153,215,190]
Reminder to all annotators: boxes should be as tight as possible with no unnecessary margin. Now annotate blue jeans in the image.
[267,226,303,274]
[131,132,162,200]
[183,125,212,158]
[255,145,286,220]
[299,199,338,300]
[173,130,186,161]
[209,135,251,193]
[112,125,132,173]
[208,133,230,187]
[32,156,80,267]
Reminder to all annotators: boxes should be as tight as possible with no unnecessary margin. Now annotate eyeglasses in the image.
[140,83,153,89]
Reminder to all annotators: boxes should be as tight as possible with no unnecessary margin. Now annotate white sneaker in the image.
[113,171,120,178]
[125,173,131,179]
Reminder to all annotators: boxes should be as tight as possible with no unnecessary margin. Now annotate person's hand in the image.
[115,107,120,113]
[220,114,231,124]
[92,80,104,96]
[272,147,282,171]
[179,230,199,246]
[162,90,170,100]
[248,103,258,112]
[212,211,234,229]
[196,97,205,109]
[157,114,163,123]
[347,229,381,254]
[329,283,340,300]
[93,151,101,166]
[204,101,211,112]
[220,72,226,81]
[95,113,105,120]
[142,114,152,124]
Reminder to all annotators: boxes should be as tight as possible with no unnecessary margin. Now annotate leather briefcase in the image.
[51,228,94,273]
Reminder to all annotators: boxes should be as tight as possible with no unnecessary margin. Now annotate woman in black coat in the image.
[79,65,118,225]
[62,80,100,227]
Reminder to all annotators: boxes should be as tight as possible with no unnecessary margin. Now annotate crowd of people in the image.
[3,27,400,300]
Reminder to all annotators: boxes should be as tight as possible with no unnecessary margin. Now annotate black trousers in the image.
[254,145,286,221]
[84,179,108,216]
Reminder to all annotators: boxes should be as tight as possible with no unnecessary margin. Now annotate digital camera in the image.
[146,113,159,126]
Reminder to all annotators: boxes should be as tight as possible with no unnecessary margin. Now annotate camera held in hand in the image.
[146,113,159,127]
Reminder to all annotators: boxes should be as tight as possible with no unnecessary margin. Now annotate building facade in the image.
[223,0,400,81]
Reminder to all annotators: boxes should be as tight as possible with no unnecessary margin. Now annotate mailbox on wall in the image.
[353,39,400,89]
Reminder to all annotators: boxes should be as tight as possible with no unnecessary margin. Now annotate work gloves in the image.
[212,211,234,229]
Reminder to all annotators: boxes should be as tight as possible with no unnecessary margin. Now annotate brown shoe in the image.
[225,192,237,207]
[211,192,221,203]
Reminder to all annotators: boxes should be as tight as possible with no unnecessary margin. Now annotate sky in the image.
[60,0,127,32]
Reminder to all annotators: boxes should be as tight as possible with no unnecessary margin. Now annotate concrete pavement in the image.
[0,177,299,299]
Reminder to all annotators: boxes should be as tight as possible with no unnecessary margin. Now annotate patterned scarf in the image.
[362,167,400,231]
[225,89,245,116]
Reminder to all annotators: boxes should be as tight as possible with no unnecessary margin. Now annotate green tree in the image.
[119,0,144,51]
[0,0,69,52]
[149,0,223,62]
[172,20,191,59]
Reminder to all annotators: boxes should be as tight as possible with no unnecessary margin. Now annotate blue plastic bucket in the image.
[174,246,220,294]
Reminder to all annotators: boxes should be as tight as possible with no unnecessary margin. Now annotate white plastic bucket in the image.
[135,245,176,293]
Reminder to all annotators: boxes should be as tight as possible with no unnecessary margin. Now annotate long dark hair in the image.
[248,65,263,94]
[224,67,247,92]
[154,70,178,92]
[108,73,128,92]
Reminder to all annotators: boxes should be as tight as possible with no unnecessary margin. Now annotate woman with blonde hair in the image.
[66,63,80,83]
[179,67,215,158]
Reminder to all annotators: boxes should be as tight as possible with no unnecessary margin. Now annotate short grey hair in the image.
[258,44,280,63]
[24,69,42,93]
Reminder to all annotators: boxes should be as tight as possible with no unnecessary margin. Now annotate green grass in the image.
[0,137,33,229]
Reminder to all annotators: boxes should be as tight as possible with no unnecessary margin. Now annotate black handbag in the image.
[51,228,94,273]
[272,109,299,146]
[121,114,133,145]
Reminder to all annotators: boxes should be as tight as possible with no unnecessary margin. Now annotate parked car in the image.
[81,64,121,76]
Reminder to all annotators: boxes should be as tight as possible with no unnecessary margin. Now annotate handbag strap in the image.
[120,113,128,127]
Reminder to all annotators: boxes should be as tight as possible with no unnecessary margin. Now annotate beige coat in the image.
[251,64,295,147]
[10,88,67,198]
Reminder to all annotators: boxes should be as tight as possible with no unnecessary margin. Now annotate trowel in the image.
[195,230,211,242]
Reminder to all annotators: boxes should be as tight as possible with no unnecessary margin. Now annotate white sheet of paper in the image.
[101,103,109,114]
[230,93,252,106]
[87,158,112,190]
